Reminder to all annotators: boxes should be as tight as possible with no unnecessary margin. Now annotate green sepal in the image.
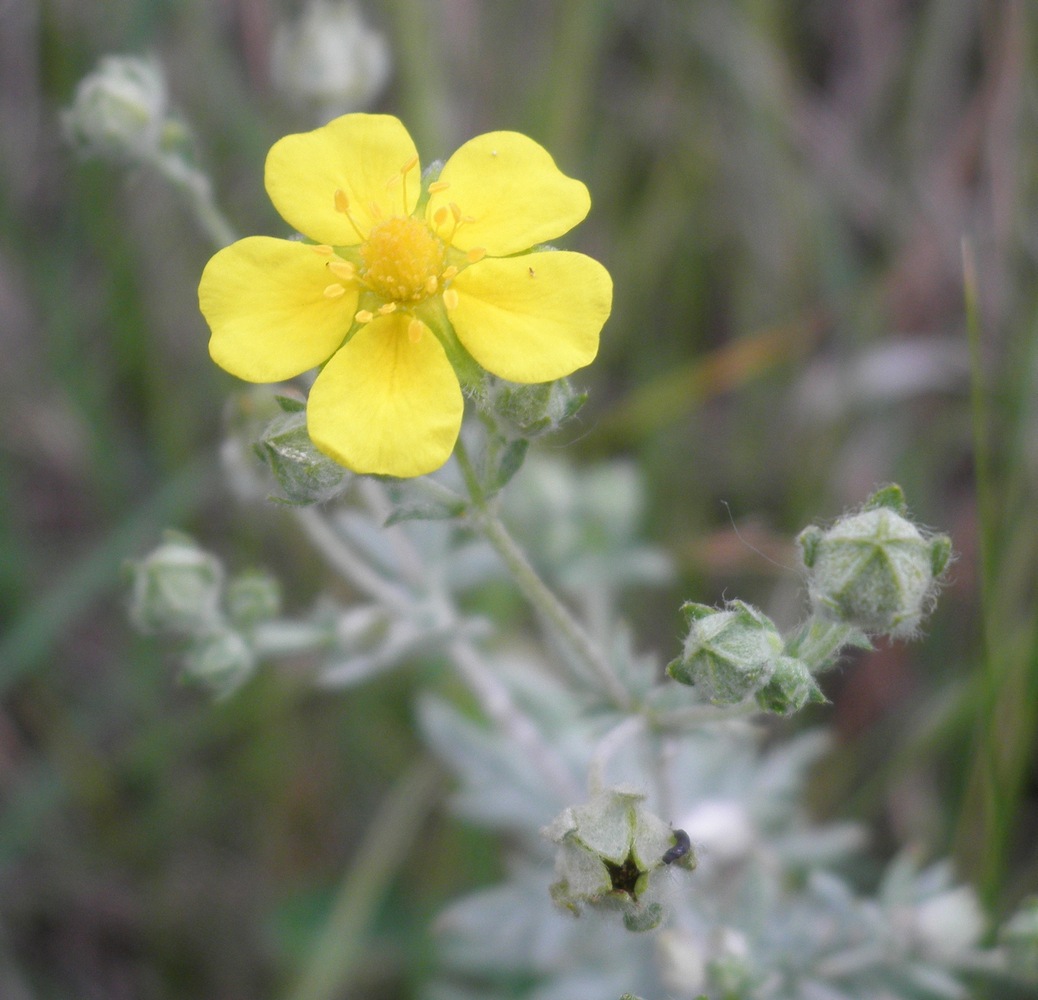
[273,394,305,414]
[930,534,953,577]
[623,901,663,933]
[864,483,908,515]
[384,477,467,525]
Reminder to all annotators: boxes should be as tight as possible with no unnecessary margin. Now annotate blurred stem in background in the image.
[956,240,1038,913]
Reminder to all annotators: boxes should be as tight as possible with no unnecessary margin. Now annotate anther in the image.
[312,244,334,257]
[401,155,419,174]
[408,319,424,343]
[427,180,450,194]
[466,248,486,264]
[377,302,397,315]
[327,261,355,281]
[433,206,449,227]
[334,189,350,213]
[449,202,462,223]
[323,284,346,299]
[355,309,374,323]
[424,276,439,295]
[441,265,458,281]
[443,289,459,310]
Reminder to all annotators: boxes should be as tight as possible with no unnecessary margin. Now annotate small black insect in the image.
[661,828,691,865]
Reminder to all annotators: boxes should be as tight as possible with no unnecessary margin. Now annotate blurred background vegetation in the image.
[1,0,1037,997]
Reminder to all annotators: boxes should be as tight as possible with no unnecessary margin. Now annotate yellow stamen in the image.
[312,244,334,257]
[428,180,450,194]
[359,216,447,304]
[356,309,374,323]
[332,190,367,241]
[327,260,355,281]
[433,206,449,228]
[449,202,462,223]
[408,319,424,343]
[377,302,397,315]
[441,265,458,281]
[324,284,346,299]
[398,155,420,214]
[443,289,459,310]
[466,248,486,264]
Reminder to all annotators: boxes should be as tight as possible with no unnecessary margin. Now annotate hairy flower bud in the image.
[257,408,351,505]
[182,627,255,696]
[489,377,587,438]
[270,0,391,121]
[542,789,695,932]
[127,531,224,636]
[797,485,951,638]
[754,655,825,715]
[667,601,783,704]
[62,54,169,161]
[226,570,282,628]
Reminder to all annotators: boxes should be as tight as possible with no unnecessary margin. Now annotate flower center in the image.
[360,216,446,304]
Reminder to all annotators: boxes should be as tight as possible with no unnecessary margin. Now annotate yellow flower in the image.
[199,113,612,477]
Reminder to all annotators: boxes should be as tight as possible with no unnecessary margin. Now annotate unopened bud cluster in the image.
[667,486,949,714]
[542,789,695,932]
[127,532,281,695]
[666,601,823,714]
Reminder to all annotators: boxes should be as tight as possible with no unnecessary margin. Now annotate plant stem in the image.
[295,507,413,613]
[153,155,238,249]
[455,441,632,709]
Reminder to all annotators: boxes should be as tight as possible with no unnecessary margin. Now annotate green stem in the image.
[455,441,632,708]
[959,238,1005,907]
[283,758,444,1000]
[152,154,238,249]
[785,616,863,673]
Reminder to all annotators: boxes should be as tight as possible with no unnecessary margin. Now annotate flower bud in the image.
[754,655,826,715]
[127,532,224,636]
[62,54,169,162]
[488,377,586,438]
[270,0,391,121]
[182,627,255,696]
[542,789,694,932]
[257,408,351,505]
[667,601,783,705]
[797,485,951,638]
[226,569,282,628]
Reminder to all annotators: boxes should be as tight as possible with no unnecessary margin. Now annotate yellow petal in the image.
[307,314,464,477]
[448,252,611,382]
[200,236,357,381]
[428,132,590,256]
[265,114,420,246]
